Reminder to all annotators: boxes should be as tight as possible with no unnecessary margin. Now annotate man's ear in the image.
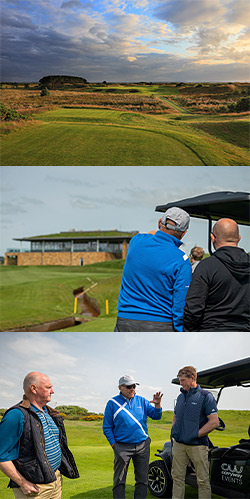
[158,218,162,229]
[210,233,216,246]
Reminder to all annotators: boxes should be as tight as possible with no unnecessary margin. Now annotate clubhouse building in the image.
[4,230,138,266]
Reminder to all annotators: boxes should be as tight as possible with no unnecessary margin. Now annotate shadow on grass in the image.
[69,484,136,498]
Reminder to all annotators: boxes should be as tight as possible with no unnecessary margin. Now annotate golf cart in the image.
[155,191,250,254]
[148,357,250,498]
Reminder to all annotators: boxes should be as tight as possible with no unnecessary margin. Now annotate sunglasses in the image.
[124,384,136,389]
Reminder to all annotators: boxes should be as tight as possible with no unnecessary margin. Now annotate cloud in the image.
[70,196,99,209]
[0,378,16,388]
[154,0,227,26]
[1,202,27,215]
[0,391,16,400]
[1,0,249,82]
[226,0,250,24]
[8,334,77,369]
[20,196,45,205]
[1,10,36,30]
[46,175,93,187]
[61,0,83,8]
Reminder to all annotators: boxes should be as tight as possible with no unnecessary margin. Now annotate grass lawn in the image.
[0,262,123,331]
[0,411,249,498]
[1,106,249,166]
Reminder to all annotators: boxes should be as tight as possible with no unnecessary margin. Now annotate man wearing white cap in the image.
[115,207,192,331]
[103,375,163,498]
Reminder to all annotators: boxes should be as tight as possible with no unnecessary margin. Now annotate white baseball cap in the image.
[119,375,139,386]
[161,207,190,232]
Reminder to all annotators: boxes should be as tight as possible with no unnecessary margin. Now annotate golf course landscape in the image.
[0,410,249,498]
[0,261,124,332]
[1,81,249,166]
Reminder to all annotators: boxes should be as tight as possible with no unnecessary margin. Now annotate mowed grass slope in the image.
[0,262,123,331]
[0,411,249,498]
[1,108,249,166]
[1,84,249,166]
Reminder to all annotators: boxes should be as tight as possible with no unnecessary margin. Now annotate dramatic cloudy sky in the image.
[0,165,250,257]
[1,0,250,82]
[0,332,249,412]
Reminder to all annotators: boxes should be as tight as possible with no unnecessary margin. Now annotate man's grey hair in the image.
[23,372,41,393]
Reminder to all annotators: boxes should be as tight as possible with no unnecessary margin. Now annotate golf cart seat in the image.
[211,444,250,460]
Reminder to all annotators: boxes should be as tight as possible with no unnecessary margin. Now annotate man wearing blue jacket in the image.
[115,207,192,332]
[103,374,163,498]
[171,366,219,499]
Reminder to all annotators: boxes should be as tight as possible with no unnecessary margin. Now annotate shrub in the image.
[0,103,27,121]
[235,97,250,112]
[40,87,50,97]
[0,102,8,120]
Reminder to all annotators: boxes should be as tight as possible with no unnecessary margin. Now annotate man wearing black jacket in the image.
[183,218,250,331]
[0,371,79,498]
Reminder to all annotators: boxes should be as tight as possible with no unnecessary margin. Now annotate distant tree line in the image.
[56,405,103,420]
[0,405,103,421]
[39,75,88,89]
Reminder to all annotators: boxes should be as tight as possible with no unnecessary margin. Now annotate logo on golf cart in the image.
[221,463,243,484]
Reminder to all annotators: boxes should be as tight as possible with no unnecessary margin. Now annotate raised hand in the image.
[149,391,163,408]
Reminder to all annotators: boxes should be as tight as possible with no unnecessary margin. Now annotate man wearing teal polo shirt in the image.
[0,371,79,498]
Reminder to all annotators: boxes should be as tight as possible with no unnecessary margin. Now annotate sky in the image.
[0,331,249,412]
[0,165,250,257]
[1,0,250,82]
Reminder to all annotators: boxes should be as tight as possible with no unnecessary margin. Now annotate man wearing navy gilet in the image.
[115,207,192,332]
[171,366,219,499]
[0,371,79,498]
[103,374,163,498]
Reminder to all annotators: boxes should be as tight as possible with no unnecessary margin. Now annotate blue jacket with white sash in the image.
[103,393,162,446]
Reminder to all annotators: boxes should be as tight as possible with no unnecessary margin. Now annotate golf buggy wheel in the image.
[148,460,172,497]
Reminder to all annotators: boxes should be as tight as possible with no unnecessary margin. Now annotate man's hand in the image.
[198,413,219,438]
[20,479,40,495]
[149,392,163,408]
[0,461,40,495]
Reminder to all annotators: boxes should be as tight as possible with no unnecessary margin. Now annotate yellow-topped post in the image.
[106,299,109,315]
[74,297,77,314]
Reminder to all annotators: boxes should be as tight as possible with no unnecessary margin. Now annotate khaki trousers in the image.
[172,441,211,499]
[13,470,62,499]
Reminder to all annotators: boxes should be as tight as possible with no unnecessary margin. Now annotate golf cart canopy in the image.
[172,357,250,403]
[155,191,250,254]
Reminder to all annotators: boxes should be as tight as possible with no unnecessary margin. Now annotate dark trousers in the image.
[113,437,151,499]
[114,317,174,332]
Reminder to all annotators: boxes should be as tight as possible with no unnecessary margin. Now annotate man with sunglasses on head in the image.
[103,375,163,498]
[115,207,192,332]
[183,218,250,331]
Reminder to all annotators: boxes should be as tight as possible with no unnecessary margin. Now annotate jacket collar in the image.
[20,395,59,416]
[155,230,183,248]
[180,384,200,395]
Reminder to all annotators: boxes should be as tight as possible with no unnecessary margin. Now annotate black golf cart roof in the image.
[155,191,250,254]
[155,191,250,225]
[171,357,250,389]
